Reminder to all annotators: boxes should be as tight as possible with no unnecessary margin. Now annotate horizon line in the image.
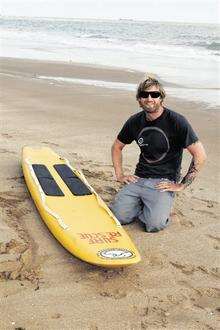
[1,14,219,26]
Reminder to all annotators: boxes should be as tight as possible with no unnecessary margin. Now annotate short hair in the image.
[136,75,166,100]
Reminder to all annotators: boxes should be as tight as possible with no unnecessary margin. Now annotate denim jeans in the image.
[110,178,175,232]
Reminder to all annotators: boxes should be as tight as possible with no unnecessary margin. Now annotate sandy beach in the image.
[0,57,219,329]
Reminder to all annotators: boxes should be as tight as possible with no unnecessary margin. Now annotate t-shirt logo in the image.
[137,127,170,163]
[137,137,149,147]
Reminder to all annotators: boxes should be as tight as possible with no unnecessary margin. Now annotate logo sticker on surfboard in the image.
[98,248,135,259]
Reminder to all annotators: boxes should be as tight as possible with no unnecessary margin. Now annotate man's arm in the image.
[111,138,139,184]
[180,141,207,188]
[156,141,207,192]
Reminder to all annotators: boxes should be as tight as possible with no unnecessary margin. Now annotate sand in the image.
[0,57,219,330]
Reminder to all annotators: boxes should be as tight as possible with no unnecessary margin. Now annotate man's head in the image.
[136,76,166,114]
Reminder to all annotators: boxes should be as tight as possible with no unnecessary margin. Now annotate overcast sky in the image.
[1,0,220,24]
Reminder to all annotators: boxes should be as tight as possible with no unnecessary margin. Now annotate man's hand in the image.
[155,181,185,192]
[117,174,139,184]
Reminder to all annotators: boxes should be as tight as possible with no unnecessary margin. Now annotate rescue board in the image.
[22,147,141,267]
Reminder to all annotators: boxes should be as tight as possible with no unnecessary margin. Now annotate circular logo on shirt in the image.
[137,127,170,163]
[98,248,134,259]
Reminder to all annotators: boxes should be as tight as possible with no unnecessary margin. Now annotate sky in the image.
[1,0,220,24]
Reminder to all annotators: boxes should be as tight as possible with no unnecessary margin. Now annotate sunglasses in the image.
[139,91,161,99]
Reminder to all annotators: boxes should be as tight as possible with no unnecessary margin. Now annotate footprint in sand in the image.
[42,141,60,147]
[51,313,62,319]
[94,185,118,202]
[6,175,24,182]
[69,152,78,158]
[192,196,217,207]
[82,169,96,178]
[1,133,13,139]
[195,209,217,218]
[170,261,220,278]
[197,266,220,279]
[103,186,118,194]
[0,148,16,154]
[206,234,220,250]
[140,306,169,329]
[88,268,142,299]
[0,192,32,243]
[99,289,127,299]
[207,234,220,243]
[171,210,194,228]
[170,261,195,275]
[0,192,45,283]
[83,169,112,181]
[0,191,29,207]
[0,194,26,209]
[180,219,195,228]
[206,201,215,208]
[189,287,220,314]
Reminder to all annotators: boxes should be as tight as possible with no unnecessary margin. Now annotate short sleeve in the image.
[177,116,199,148]
[117,118,134,144]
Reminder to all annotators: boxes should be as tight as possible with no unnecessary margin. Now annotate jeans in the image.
[110,178,175,232]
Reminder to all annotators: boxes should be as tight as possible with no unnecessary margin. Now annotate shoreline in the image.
[1,56,219,111]
[0,56,219,330]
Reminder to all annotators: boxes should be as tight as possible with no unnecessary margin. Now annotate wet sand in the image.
[0,57,219,330]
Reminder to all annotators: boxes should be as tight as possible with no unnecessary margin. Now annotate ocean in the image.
[1,16,220,108]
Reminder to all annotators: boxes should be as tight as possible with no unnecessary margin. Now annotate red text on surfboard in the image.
[77,231,122,244]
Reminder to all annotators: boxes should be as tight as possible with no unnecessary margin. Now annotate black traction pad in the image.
[54,164,92,196]
[32,164,64,196]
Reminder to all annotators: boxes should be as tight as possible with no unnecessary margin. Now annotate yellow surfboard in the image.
[22,147,141,267]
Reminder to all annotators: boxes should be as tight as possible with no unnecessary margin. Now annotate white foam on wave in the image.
[37,75,137,91]
[1,23,219,62]
[36,75,220,108]
[166,87,220,109]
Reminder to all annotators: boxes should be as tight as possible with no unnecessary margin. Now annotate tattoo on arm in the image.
[181,159,199,188]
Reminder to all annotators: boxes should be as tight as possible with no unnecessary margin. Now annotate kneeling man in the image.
[110,76,206,232]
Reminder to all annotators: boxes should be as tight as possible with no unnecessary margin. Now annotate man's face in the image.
[138,85,163,114]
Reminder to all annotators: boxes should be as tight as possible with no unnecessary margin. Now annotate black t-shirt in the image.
[117,108,198,181]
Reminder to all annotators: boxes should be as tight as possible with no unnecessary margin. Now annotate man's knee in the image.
[143,217,170,233]
[110,205,135,225]
[110,187,142,225]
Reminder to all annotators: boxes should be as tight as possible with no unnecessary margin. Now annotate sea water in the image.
[1,16,220,107]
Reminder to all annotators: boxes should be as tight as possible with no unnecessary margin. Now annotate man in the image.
[110,76,206,232]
